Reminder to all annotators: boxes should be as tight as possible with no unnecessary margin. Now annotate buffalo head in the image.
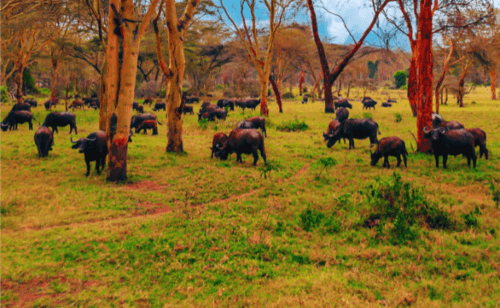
[71,137,96,153]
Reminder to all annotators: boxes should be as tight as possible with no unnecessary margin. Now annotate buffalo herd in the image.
[1,93,491,176]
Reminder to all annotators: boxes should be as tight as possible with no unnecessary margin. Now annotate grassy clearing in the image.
[2,89,500,307]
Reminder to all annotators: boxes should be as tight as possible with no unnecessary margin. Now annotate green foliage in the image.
[394,70,407,89]
[276,119,309,132]
[363,172,455,245]
[259,160,282,179]
[22,68,39,95]
[282,92,294,99]
[39,88,51,96]
[198,118,209,130]
[368,60,379,79]
[401,85,408,90]
[395,113,402,123]
[488,180,500,208]
[300,208,325,232]
[1,86,9,103]
[215,84,225,91]
[471,101,477,105]
[314,157,337,178]
[462,207,481,228]
[362,112,373,119]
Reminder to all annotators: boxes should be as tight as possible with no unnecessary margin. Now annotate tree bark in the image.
[299,71,304,96]
[269,76,282,113]
[490,68,497,100]
[15,66,24,103]
[408,53,418,117]
[50,59,60,102]
[99,60,108,130]
[416,0,434,153]
[457,62,473,108]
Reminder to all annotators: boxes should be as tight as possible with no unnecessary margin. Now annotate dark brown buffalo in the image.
[152,102,166,111]
[34,126,54,158]
[25,98,37,107]
[214,129,266,165]
[381,102,392,107]
[71,131,108,176]
[211,132,229,158]
[43,112,77,134]
[135,119,158,135]
[136,105,144,113]
[324,120,346,144]
[183,105,194,115]
[144,97,154,105]
[334,98,352,109]
[246,116,267,137]
[236,120,255,129]
[387,99,397,103]
[132,101,139,111]
[336,107,349,123]
[185,96,199,104]
[11,103,32,111]
[362,99,377,110]
[69,99,85,110]
[1,110,34,131]
[466,128,488,160]
[370,136,408,168]
[44,100,56,111]
[198,105,226,121]
[431,114,464,130]
[324,118,380,149]
[217,99,235,111]
[423,126,476,168]
[130,113,161,129]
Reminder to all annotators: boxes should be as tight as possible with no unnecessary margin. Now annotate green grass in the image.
[2,88,500,307]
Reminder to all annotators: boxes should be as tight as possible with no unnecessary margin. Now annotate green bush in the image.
[282,92,294,99]
[300,208,325,232]
[401,85,408,90]
[40,88,51,96]
[395,113,402,123]
[276,119,309,132]
[362,112,373,119]
[1,86,9,103]
[215,84,225,91]
[198,118,209,130]
[462,207,481,229]
[22,68,40,94]
[394,70,407,89]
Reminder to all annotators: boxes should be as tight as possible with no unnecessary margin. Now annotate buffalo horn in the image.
[86,137,97,142]
[70,137,77,143]
[423,126,431,133]
[439,127,446,134]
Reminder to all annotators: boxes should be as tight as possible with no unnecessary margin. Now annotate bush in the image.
[401,85,408,90]
[362,112,373,119]
[395,113,402,123]
[276,119,309,132]
[471,101,477,105]
[394,70,407,89]
[282,92,294,99]
[303,86,308,93]
[300,208,325,232]
[198,118,209,130]
[39,88,51,96]
[1,86,9,103]
[215,84,225,91]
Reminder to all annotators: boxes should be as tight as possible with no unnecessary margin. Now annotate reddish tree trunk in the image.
[416,0,434,153]
[299,71,305,96]
[323,78,334,113]
[15,66,24,104]
[491,68,497,100]
[408,54,418,117]
[269,77,283,113]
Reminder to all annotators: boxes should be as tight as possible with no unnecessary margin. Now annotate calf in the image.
[363,99,377,110]
[381,102,392,107]
[246,116,267,137]
[214,129,266,165]
[1,110,34,131]
[370,137,408,168]
[152,102,166,111]
[130,113,161,129]
[34,126,54,158]
[135,119,158,135]
[465,128,488,160]
[334,98,352,109]
[423,126,476,168]
[211,132,228,158]
[324,118,380,149]
[183,105,194,115]
[71,131,108,176]
[43,112,78,134]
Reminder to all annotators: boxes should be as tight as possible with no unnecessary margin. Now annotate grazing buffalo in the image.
[423,127,476,168]
[211,132,229,158]
[43,112,78,134]
[69,99,85,110]
[334,98,352,109]
[132,101,139,111]
[183,105,194,115]
[89,100,100,109]
[152,102,166,111]
[246,99,261,111]
[324,118,380,149]
[44,100,56,111]
[431,114,464,130]
[1,110,34,131]
[198,105,226,121]
[387,99,397,103]
[34,126,54,158]
[71,131,108,176]
[25,98,37,107]
[130,113,161,129]
[136,105,144,113]
[11,103,31,112]
[135,119,158,135]
[336,107,349,123]
[466,128,488,160]
[324,120,346,145]
[370,136,408,168]
[185,96,200,104]
[144,97,154,105]
[83,97,98,107]
[302,96,308,104]
[217,99,235,111]
[246,116,267,137]
[214,129,266,165]
[236,120,255,129]
[363,99,377,110]
[381,102,392,107]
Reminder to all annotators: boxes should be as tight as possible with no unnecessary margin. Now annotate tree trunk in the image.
[491,68,497,100]
[50,59,60,102]
[458,63,473,108]
[99,61,108,131]
[416,0,434,153]
[299,71,304,96]
[324,78,334,113]
[269,76,282,113]
[259,76,270,116]
[408,54,418,117]
[346,82,351,98]
[15,66,24,103]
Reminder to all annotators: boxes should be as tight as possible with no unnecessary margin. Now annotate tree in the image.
[306,0,393,113]
[394,70,407,88]
[220,0,295,116]
[105,0,161,181]
[153,0,200,152]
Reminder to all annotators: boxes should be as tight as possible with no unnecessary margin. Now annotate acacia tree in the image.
[153,0,200,152]
[306,0,393,113]
[220,0,295,115]
[105,0,161,181]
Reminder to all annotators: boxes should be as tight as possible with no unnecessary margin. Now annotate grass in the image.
[2,87,500,307]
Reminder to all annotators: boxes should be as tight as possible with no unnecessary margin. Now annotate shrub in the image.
[300,208,325,232]
[471,101,477,105]
[314,157,337,178]
[282,92,294,99]
[395,113,402,123]
[401,85,408,90]
[462,207,481,228]
[362,112,373,119]
[215,84,225,91]
[276,119,309,132]
[40,88,51,96]
[1,86,9,103]
[198,118,209,130]
[259,160,282,179]
[394,70,407,89]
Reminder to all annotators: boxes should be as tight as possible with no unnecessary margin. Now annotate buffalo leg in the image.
[402,153,407,168]
[37,144,42,158]
[85,160,91,177]
[236,153,242,163]
[396,155,402,167]
[96,159,101,175]
[442,154,448,169]
[260,145,267,164]
[211,148,214,159]
[471,150,477,168]
[29,121,33,130]
[252,148,259,166]
[435,155,440,168]
[383,156,390,168]
[54,126,58,134]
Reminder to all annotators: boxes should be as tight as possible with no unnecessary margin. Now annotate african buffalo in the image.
[246,116,267,137]
[370,136,408,168]
[324,120,346,145]
[1,110,34,131]
[236,120,255,129]
[334,98,352,109]
[183,105,194,115]
[34,126,54,158]
[43,112,77,134]
[211,132,229,158]
[25,98,37,107]
[431,114,464,130]
[152,102,166,111]
[381,102,392,107]
[423,127,476,168]
[466,128,488,160]
[214,129,266,165]
[217,99,235,111]
[324,118,380,149]
[11,103,31,112]
[71,131,108,176]
[69,99,85,110]
[336,107,349,123]
[363,99,377,110]
[185,96,199,104]
[144,97,154,105]
[130,113,161,129]
[135,119,158,135]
